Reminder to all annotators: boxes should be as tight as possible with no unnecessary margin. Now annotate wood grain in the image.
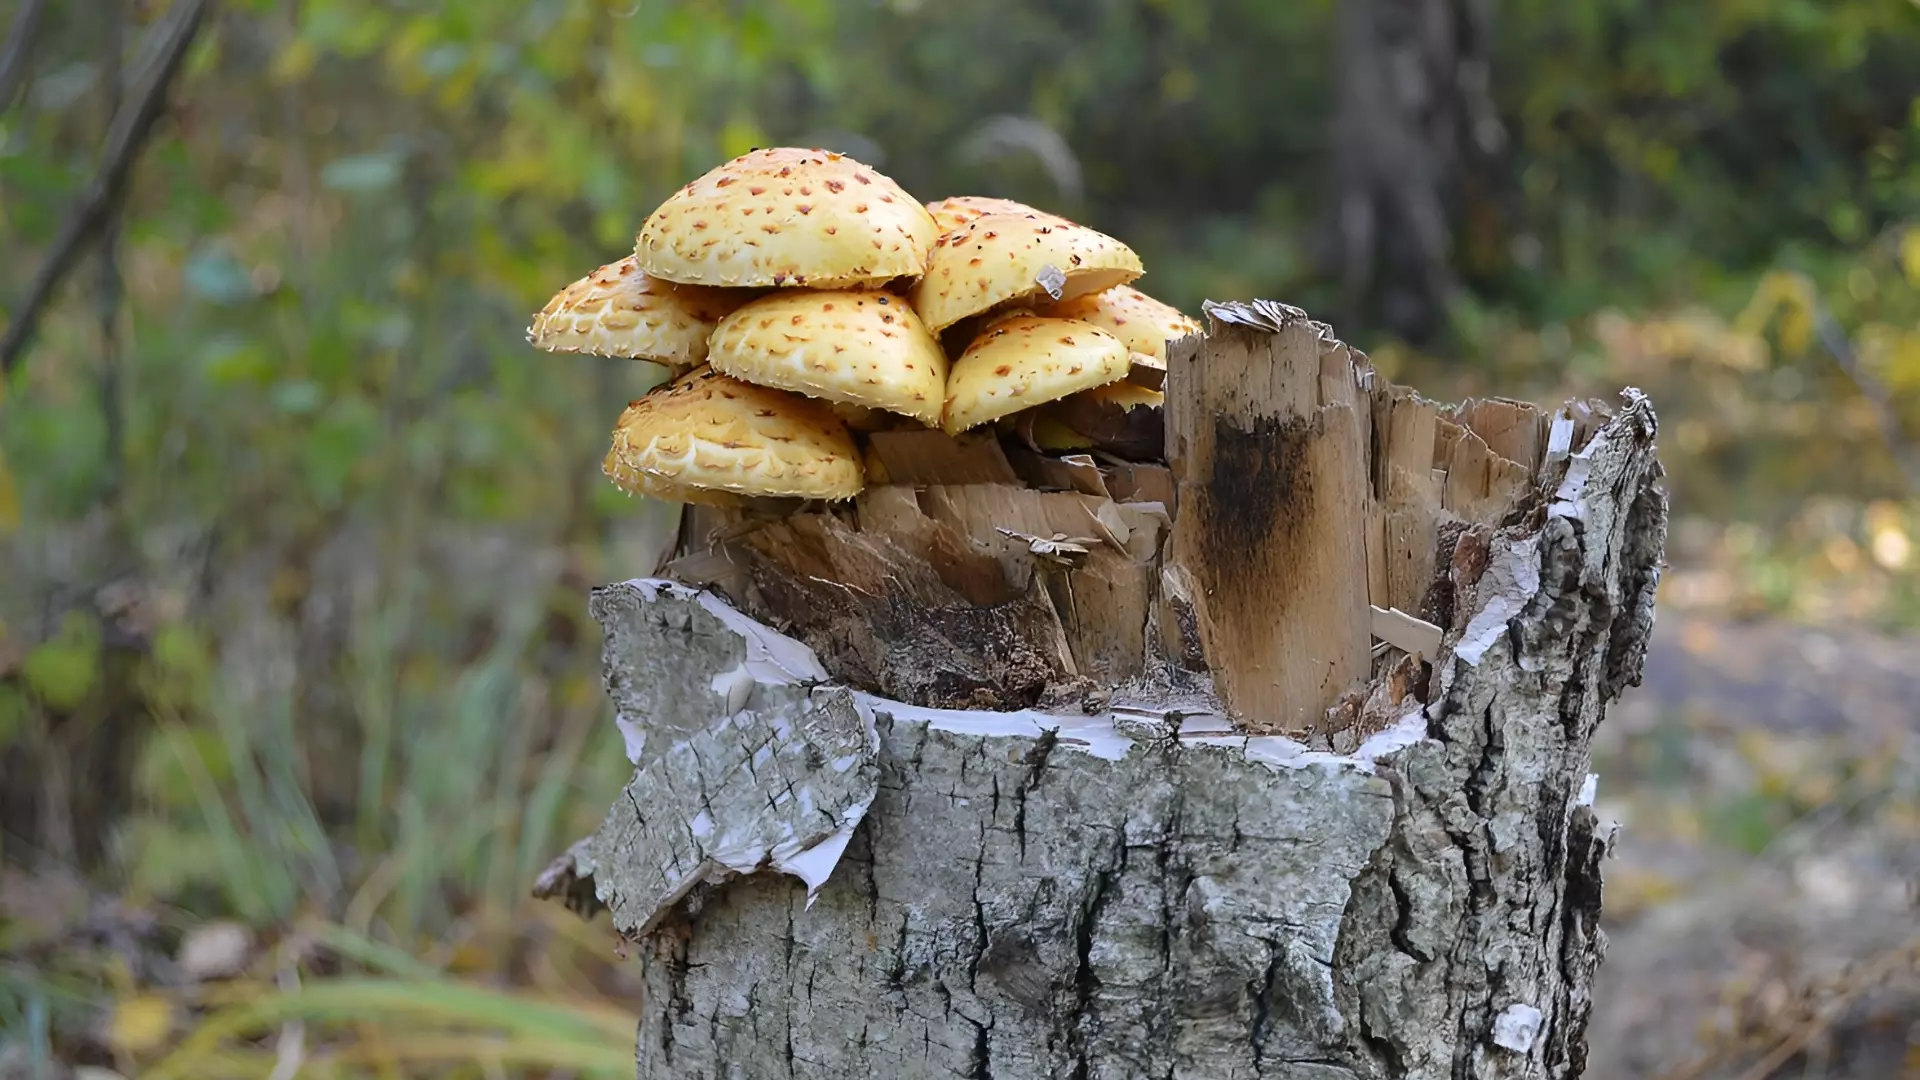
[1163,307,1373,734]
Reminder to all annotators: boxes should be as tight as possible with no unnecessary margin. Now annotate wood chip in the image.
[1369,604,1444,660]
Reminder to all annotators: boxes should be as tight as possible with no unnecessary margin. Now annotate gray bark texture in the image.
[538,384,1664,1080]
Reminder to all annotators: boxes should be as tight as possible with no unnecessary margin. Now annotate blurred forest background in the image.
[1,0,1918,1077]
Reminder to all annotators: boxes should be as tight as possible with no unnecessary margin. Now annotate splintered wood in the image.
[1370,385,1441,617]
[653,299,1584,739]
[1162,308,1372,734]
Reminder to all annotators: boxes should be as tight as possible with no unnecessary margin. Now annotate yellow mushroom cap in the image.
[604,367,865,500]
[707,289,948,427]
[942,315,1131,435]
[601,448,746,507]
[1038,285,1201,371]
[634,147,940,290]
[528,255,747,368]
[1076,379,1164,411]
[924,195,1065,236]
[908,212,1145,333]
[1038,375,1165,459]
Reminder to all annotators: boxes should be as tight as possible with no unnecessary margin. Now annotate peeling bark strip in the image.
[573,580,882,939]
[561,387,1663,1079]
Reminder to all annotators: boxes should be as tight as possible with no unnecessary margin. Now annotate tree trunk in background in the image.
[538,307,1666,1079]
[1330,0,1502,343]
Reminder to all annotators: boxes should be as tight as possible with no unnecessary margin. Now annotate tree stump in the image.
[537,301,1667,1079]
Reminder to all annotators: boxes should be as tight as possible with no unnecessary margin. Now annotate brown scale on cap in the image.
[908,212,1144,333]
[923,195,1068,237]
[1037,284,1202,371]
[526,255,749,368]
[706,289,949,427]
[602,366,865,501]
[941,314,1131,435]
[634,148,939,290]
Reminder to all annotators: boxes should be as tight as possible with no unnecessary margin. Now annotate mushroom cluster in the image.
[525,146,1202,503]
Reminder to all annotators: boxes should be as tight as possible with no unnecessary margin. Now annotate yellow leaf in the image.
[600,62,658,131]
[384,16,442,78]
[269,37,318,85]
[1732,271,1789,335]
[106,994,177,1056]
[1901,226,1920,288]
[435,66,479,109]
[1777,303,1813,356]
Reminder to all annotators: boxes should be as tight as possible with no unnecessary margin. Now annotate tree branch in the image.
[0,0,50,115]
[0,0,214,380]
[98,0,128,500]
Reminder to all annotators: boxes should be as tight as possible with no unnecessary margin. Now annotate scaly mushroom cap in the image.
[707,289,948,427]
[909,212,1145,333]
[634,147,940,289]
[528,255,747,368]
[603,367,865,500]
[924,195,1064,236]
[1038,285,1201,370]
[601,448,746,507]
[942,315,1130,435]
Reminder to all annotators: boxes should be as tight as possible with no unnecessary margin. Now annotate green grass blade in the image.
[146,977,636,1080]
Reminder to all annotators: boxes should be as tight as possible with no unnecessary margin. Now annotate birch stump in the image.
[538,301,1667,1080]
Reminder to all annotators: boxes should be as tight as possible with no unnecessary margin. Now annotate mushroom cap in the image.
[1038,285,1201,370]
[828,400,895,433]
[908,212,1145,333]
[604,367,865,500]
[601,448,746,507]
[942,315,1130,435]
[1040,377,1165,460]
[528,255,747,367]
[707,289,948,427]
[1075,379,1164,411]
[924,195,1064,236]
[634,147,940,289]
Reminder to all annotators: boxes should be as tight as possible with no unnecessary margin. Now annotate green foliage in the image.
[0,684,27,753]
[0,0,1916,1074]
[21,612,101,712]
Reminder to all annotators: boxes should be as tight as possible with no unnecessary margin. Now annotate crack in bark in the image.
[887,909,913,995]
[1155,781,1187,983]
[1249,936,1287,1063]
[969,819,991,993]
[967,1015,993,1079]
[1067,846,1121,1080]
[1387,868,1433,963]
[662,931,692,1060]
[1010,730,1058,861]
[784,897,798,1079]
